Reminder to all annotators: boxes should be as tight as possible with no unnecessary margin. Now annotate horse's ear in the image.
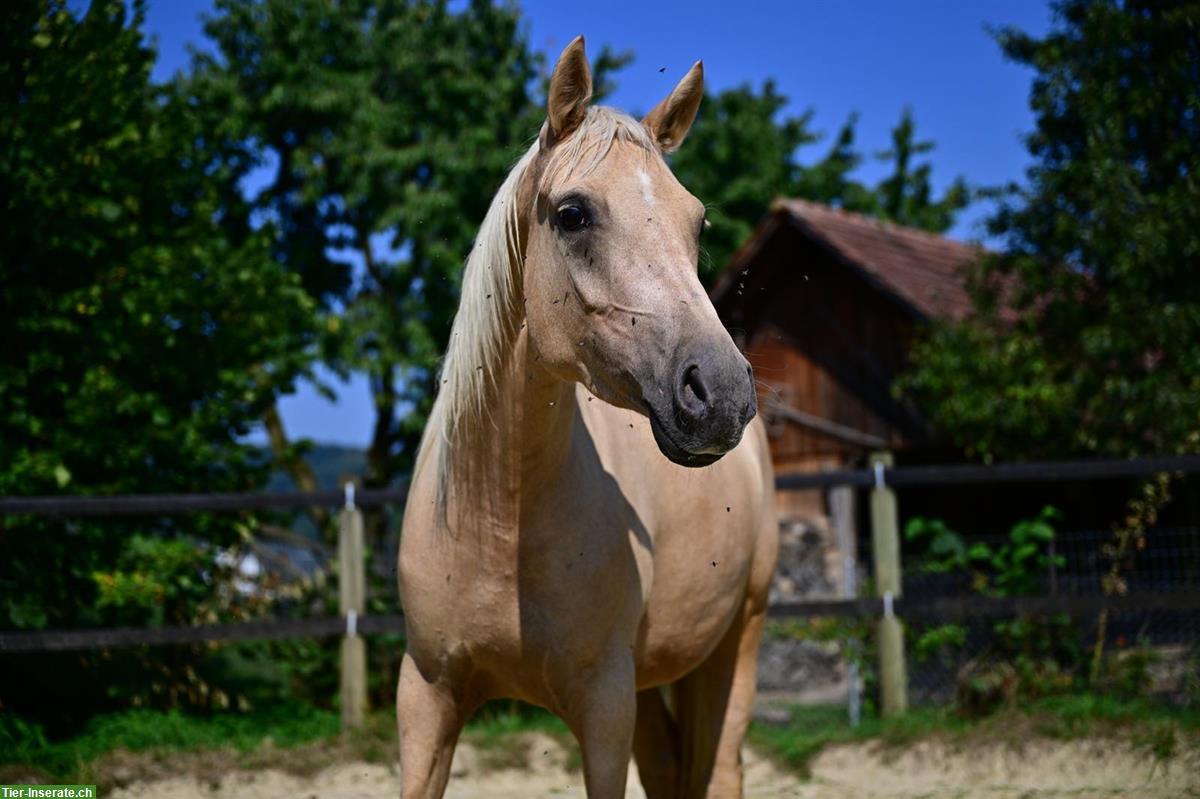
[642,61,704,154]
[545,35,592,144]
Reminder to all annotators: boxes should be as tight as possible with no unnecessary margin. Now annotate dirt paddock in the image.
[102,732,1200,799]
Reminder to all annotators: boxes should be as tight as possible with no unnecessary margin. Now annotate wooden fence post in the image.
[869,451,908,717]
[339,482,367,731]
[830,484,861,727]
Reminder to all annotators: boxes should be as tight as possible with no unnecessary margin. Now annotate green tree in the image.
[0,0,316,722]
[872,108,969,232]
[672,83,967,284]
[901,0,1200,460]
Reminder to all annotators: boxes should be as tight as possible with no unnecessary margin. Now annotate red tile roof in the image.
[729,199,986,321]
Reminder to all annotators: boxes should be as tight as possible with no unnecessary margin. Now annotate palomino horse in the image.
[397,36,778,799]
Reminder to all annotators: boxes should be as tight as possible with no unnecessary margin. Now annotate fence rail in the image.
[0,488,409,517]
[777,453,1200,490]
[2,454,1198,517]
[5,593,1198,655]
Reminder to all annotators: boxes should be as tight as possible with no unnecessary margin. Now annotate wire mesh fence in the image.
[757,518,1200,736]
[758,605,1200,740]
[899,525,1200,706]
[907,608,1200,705]
[904,526,1200,599]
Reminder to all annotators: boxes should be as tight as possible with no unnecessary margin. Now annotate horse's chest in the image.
[516,496,653,633]
[402,509,647,656]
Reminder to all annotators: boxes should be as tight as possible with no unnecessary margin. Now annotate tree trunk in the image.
[262,402,331,537]
[363,360,398,553]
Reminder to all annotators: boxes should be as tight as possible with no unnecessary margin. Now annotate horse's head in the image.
[522,37,756,467]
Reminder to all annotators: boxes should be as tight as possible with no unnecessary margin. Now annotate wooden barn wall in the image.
[749,329,905,463]
[728,224,924,472]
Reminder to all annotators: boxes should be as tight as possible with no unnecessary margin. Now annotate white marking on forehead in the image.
[636,168,656,206]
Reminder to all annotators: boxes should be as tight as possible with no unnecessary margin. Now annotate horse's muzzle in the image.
[646,344,756,467]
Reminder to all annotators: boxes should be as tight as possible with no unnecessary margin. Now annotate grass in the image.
[1024,694,1200,765]
[0,702,342,780]
[0,699,572,785]
[748,703,963,776]
[4,693,1197,785]
[1026,693,1200,735]
[749,694,1200,777]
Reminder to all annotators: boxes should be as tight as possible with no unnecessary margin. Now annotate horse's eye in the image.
[557,205,588,232]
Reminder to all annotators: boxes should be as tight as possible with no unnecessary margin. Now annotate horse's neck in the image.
[446,326,577,542]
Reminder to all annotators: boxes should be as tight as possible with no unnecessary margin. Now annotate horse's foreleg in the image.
[706,605,766,798]
[567,649,638,799]
[396,652,470,799]
[633,686,681,799]
[674,602,768,799]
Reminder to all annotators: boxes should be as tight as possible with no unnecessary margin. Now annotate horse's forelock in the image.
[539,106,658,191]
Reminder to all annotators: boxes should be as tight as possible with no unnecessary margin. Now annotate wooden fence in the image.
[3,453,1199,727]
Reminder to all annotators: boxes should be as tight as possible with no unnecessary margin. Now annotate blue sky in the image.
[134,0,1053,447]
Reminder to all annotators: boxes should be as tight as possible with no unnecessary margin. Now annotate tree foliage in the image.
[872,109,970,233]
[0,0,316,724]
[901,0,1200,460]
[0,0,314,613]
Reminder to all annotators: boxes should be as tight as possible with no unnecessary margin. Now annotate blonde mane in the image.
[417,107,657,494]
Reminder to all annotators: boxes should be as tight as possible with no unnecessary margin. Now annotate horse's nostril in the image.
[682,364,709,408]
[743,391,758,424]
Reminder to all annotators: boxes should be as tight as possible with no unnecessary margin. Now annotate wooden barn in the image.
[710,198,981,534]
[713,199,1200,611]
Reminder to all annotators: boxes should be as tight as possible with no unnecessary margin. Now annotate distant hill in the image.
[263,443,367,492]
[260,444,371,541]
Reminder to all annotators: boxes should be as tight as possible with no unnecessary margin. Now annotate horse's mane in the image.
[417,106,657,502]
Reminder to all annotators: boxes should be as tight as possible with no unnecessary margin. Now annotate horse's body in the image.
[397,38,778,799]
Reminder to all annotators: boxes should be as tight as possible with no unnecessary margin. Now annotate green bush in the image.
[906,507,1081,712]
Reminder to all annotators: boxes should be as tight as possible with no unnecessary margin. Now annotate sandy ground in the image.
[102,731,1200,799]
